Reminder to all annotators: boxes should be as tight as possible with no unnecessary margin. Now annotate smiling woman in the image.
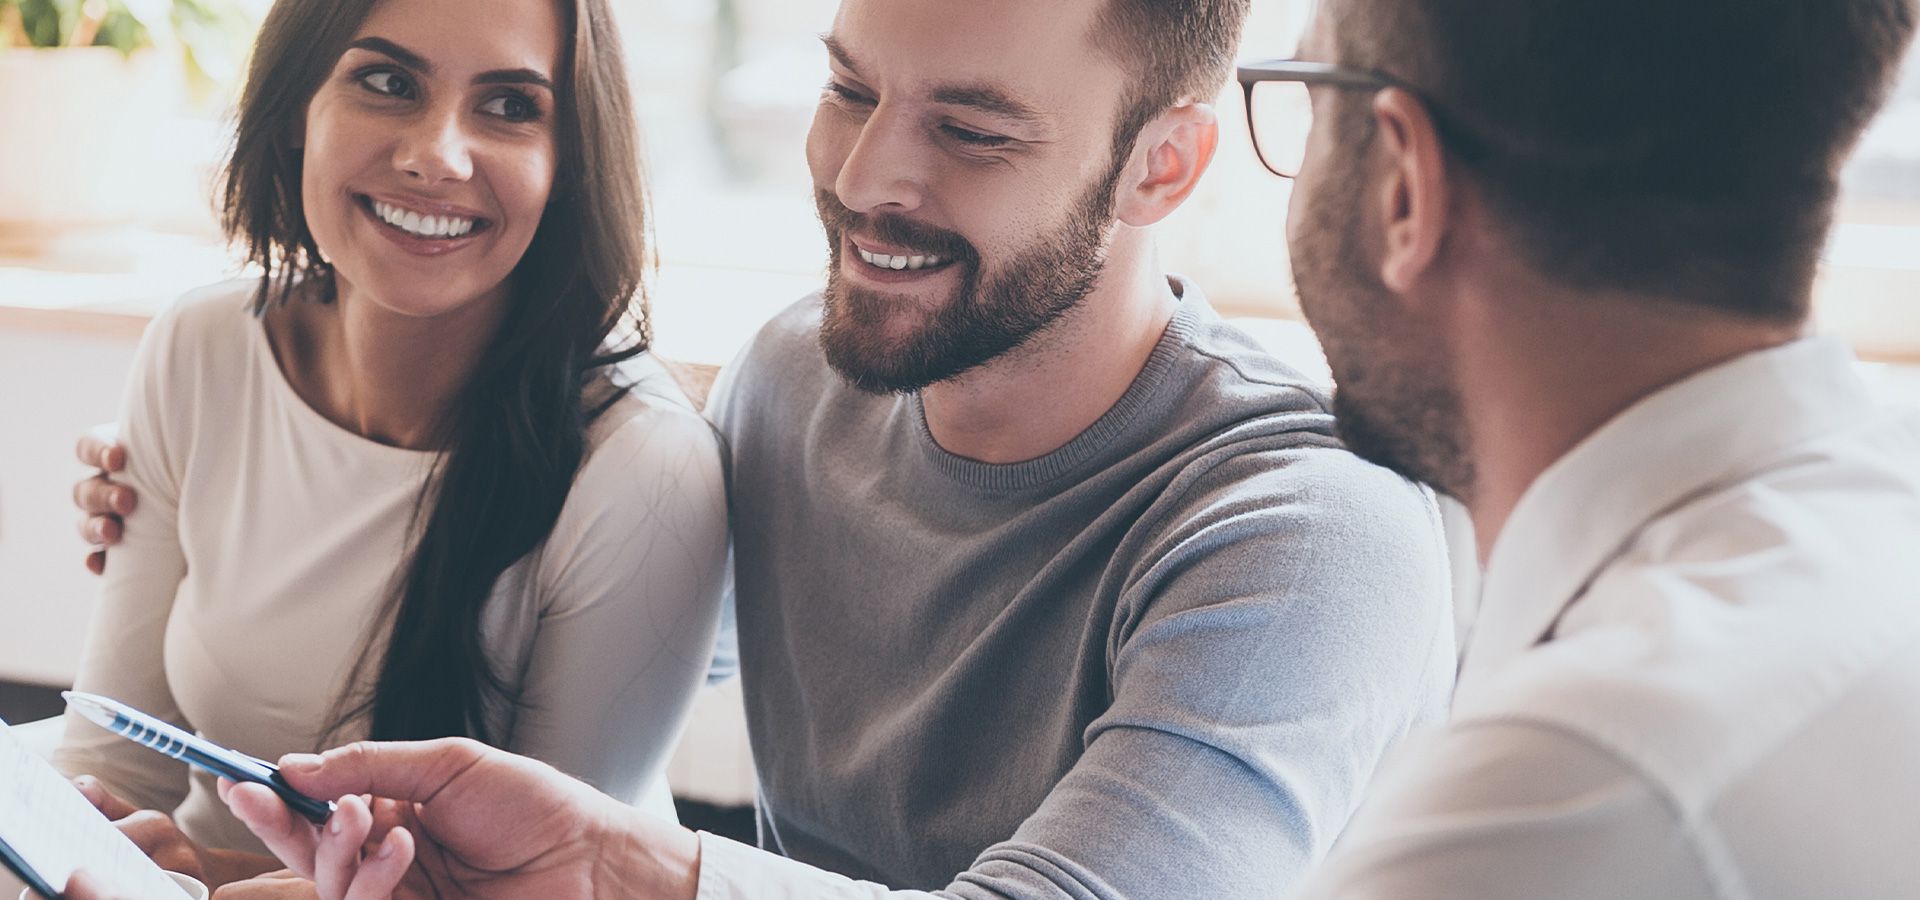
[46,0,729,886]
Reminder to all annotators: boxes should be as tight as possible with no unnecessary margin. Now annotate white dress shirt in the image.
[1296,336,1920,900]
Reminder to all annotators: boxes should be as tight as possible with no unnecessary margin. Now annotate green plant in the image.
[0,0,253,86]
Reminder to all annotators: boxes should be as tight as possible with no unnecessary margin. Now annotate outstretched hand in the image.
[222,738,700,900]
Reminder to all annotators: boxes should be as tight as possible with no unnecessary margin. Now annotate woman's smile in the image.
[353,192,494,258]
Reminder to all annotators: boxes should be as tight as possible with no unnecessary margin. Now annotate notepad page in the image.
[0,719,188,899]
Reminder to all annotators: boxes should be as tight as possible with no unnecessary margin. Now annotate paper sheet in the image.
[0,718,188,899]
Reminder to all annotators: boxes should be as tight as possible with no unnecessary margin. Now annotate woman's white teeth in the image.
[373,200,476,238]
[857,247,944,271]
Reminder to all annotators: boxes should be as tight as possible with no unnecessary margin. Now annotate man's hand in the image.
[72,775,282,887]
[223,738,702,900]
[73,427,133,575]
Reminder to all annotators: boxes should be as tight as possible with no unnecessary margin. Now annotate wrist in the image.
[591,804,701,900]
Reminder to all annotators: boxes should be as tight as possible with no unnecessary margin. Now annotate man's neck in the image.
[920,234,1179,465]
[1456,288,1807,564]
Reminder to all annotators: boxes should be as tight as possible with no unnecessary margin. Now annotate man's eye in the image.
[942,125,1010,148]
[357,69,416,99]
[825,82,875,106]
[480,92,542,123]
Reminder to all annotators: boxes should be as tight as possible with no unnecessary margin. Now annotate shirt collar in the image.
[1456,336,1878,701]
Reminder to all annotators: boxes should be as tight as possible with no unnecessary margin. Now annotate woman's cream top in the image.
[53,280,729,853]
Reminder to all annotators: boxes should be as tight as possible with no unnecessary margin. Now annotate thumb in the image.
[63,869,120,900]
[72,775,141,820]
[278,738,489,805]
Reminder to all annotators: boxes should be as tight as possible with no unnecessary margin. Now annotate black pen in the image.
[63,691,337,824]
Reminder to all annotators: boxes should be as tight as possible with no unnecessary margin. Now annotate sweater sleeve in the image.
[52,304,195,815]
[690,443,1458,899]
[506,400,731,812]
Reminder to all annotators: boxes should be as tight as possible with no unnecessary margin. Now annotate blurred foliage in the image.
[0,0,253,87]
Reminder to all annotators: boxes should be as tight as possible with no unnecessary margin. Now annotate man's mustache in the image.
[815,190,978,263]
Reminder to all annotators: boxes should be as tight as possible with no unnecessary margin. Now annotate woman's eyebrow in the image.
[348,36,431,71]
[475,69,553,90]
[346,36,553,90]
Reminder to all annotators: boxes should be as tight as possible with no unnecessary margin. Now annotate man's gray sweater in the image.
[705,278,1456,898]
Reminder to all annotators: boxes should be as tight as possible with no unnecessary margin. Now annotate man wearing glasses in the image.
[1243,0,1920,897]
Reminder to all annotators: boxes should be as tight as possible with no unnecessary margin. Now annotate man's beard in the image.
[814,173,1118,395]
[1290,141,1476,499]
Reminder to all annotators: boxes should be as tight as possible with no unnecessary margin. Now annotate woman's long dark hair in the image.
[220,0,653,744]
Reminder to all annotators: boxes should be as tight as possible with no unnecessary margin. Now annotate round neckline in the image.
[910,281,1202,493]
[247,301,440,463]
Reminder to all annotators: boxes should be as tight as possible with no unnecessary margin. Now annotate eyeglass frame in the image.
[1236,58,1493,178]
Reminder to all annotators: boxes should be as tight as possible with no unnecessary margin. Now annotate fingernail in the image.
[98,448,113,469]
[329,815,342,834]
[377,838,396,860]
[112,488,130,511]
[280,753,323,772]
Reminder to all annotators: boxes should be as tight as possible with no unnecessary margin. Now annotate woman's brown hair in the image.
[220,0,654,743]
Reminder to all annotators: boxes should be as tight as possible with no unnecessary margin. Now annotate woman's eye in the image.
[357,69,415,100]
[479,92,542,123]
[943,124,1010,148]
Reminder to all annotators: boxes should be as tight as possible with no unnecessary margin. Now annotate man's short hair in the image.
[1092,0,1253,168]
[1331,0,1916,320]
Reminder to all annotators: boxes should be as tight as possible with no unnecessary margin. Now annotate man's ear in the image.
[1370,88,1451,293]
[1113,102,1220,228]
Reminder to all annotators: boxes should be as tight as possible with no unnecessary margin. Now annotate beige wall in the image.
[0,312,145,686]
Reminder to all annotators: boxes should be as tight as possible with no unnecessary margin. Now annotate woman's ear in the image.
[1112,102,1221,228]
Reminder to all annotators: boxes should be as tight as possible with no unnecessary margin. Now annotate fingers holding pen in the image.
[344,828,412,900]
[223,780,322,880]
[313,795,413,900]
[312,794,371,900]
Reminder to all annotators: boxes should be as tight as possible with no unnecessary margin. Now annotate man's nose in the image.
[833,106,930,215]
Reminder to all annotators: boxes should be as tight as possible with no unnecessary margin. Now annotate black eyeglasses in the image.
[1238,58,1490,179]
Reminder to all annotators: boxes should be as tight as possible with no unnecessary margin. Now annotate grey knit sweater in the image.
[704,277,1456,898]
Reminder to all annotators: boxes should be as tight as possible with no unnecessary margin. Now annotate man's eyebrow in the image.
[347,37,554,90]
[821,34,858,74]
[820,34,1045,126]
[927,84,1047,126]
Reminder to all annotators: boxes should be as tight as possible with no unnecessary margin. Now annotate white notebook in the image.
[0,718,188,899]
